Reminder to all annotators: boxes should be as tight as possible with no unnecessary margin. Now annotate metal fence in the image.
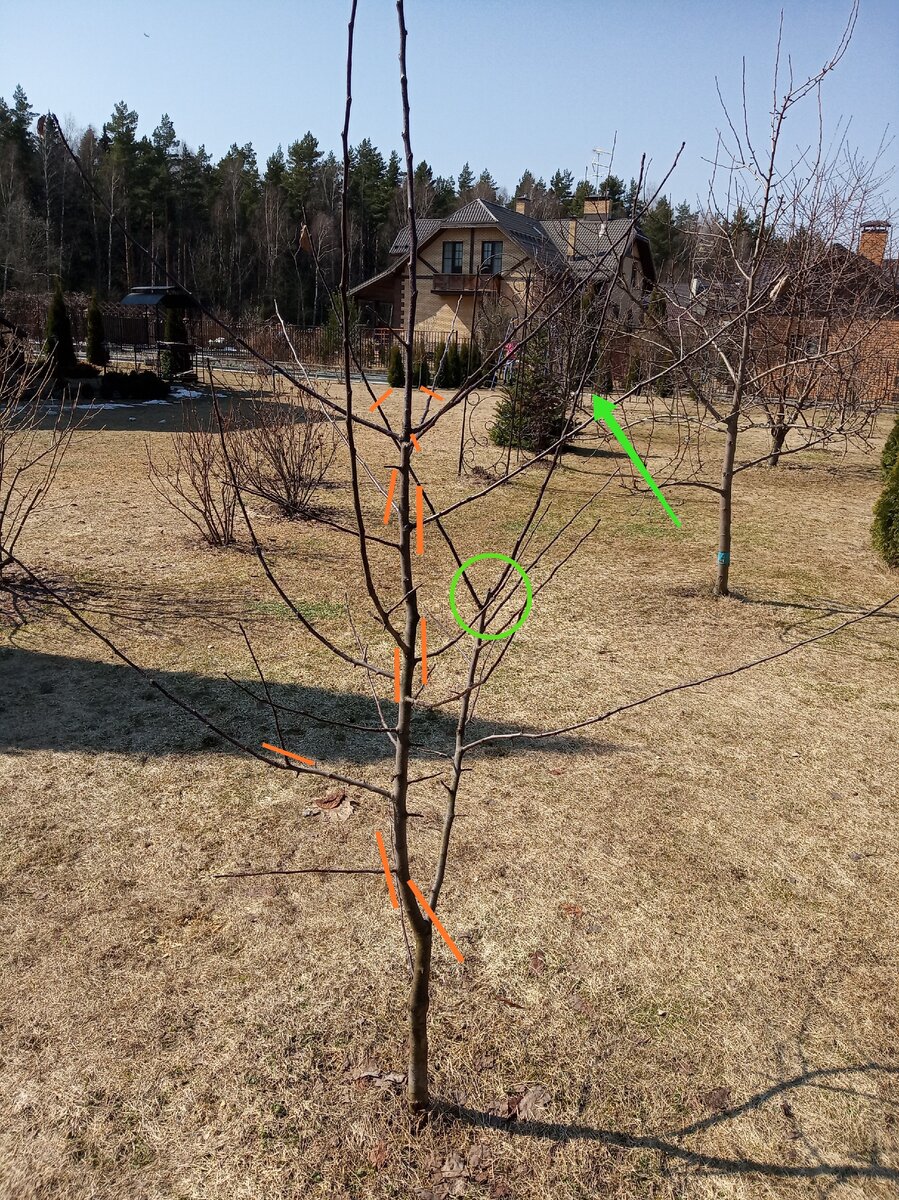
[0,290,468,374]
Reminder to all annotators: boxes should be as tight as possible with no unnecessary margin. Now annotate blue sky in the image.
[3,0,896,207]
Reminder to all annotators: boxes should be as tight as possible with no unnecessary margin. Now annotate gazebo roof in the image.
[119,286,198,308]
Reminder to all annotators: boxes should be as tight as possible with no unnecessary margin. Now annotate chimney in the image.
[514,194,531,216]
[567,217,578,258]
[858,220,889,266]
[582,195,610,218]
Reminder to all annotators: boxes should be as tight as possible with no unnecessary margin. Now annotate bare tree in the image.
[628,1,894,596]
[18,1,899,1125]
[230,376,337,519]
[0,325,72,614]
[147,398,239,547]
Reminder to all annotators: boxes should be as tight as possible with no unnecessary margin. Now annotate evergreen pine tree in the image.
[872,457,899,568]
[624,352,643,393]
[412,341,431,387]
[490,330,568,452]
[880,413,899,481]
[445,340,461,387]
[457,162,475,202]
[459,338,481,382]
[44,281,77,380]
[387,343,405,387]
[85,292,109,367]
[594,357,614,396]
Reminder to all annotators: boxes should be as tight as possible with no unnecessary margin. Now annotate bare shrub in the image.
[147,403,239,547]
[232,387,337,519]
[0,336,72,595]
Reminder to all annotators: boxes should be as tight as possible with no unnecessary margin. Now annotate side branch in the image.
[462,591,899,750]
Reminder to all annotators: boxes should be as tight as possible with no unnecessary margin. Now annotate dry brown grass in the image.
[1,378,897,1199]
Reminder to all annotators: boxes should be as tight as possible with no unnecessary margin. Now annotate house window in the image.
[442,241,464,274]
[480,241,503,275]
[788,333,824,359]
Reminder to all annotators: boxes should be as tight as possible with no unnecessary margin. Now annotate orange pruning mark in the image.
[369,387,393,413]
[375,830,399,908]
[420,386,444,403]
[394,646,401,703]
[410,433,422,452]
[407,878,464,963]
[415,485,424,556]
[261,741,315,766]
[383,468,398,524]
[420,618,428,685]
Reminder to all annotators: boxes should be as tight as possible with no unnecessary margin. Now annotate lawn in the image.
[1,378,897,1199]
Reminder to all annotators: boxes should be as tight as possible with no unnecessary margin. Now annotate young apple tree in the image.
[15,0,899,1122]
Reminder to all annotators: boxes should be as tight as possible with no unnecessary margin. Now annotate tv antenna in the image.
[590,147,611,189]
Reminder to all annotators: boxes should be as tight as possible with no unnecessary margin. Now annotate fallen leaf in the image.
[368,1140,390,1167]
[466,1143,490,1179]
[700,1086,732,1112]
[315,789,346,810]
[439,1150,467,1180]
[372,1072,405,1090]
[332,796,356,823]
[347,1061,405,1090]
[487,1083,550,1122]
[490,1182,512,1199]
[568,994,591,1016]
[515,1084,551,1120]
[486,1092,523,1120]
[495,994,526,1010]
[548,768,564,776]
[529,950,546,975]
[348,1059,379,1081]
[560,902,584,918]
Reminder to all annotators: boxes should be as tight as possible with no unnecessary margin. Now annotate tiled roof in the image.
[379,204,647,287]
[539,217,637,279]
[388,219,442,255]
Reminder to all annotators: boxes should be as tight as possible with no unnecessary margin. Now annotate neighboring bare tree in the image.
[147,400,238,547]
[231,378,338,519]
[0,328,71,605]
[16,2,899,1124]
[628,1,894,595]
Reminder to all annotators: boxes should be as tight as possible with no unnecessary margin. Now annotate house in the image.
[351,195,656,343]
[661,220,899,407]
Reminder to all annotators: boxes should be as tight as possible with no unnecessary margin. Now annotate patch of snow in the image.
[79,397,173,411]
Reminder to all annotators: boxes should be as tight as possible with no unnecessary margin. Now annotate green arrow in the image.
[592,394,681,527]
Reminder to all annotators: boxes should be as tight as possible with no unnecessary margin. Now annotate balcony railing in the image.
[432,272,501,295]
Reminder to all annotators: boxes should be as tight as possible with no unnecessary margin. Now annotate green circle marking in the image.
[448,553,533,641]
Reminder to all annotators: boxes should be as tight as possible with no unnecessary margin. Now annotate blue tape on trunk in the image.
[717,551,731,565]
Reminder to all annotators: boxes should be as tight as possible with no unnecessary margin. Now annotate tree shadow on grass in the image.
[0,646,620,764]
[733,592,899,625]
[442,1063,899,1183]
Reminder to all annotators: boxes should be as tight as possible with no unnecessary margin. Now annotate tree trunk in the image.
[715,411,739,596]
[407,922,432,1109]
[767,423,788,467]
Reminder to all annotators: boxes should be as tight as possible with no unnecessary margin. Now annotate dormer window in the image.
[480,241,503,275]
[442,241,464,274]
